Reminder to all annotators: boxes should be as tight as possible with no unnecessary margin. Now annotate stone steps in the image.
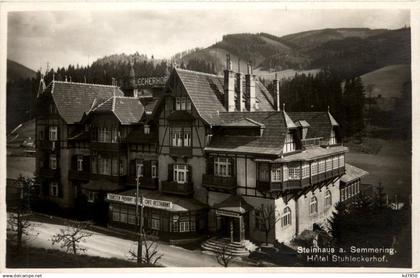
[201,237,257,257]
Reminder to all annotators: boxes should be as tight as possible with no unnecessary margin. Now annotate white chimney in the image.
[245,63,256,112]
[224,54,235,112]
[273,74,280,111]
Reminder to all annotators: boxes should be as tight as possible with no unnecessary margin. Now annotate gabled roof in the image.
[220,117,264,127]
[288,111,337,140]
[213,195,253,214]
[90,96,144,125]
[205,111,289,156]
[43,81,125,124]
[174,68,274,125]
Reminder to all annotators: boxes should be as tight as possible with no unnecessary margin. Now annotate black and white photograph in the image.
[1,1,418,273]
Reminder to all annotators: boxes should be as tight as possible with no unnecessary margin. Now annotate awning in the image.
[82,180,125,192]
[340,163,369,184]
[106,189,207,212]
[214,195,253,214]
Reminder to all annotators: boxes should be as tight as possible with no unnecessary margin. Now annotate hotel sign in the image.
[137,76,166,87]
[216,210,241,218]
[107,193,173,210]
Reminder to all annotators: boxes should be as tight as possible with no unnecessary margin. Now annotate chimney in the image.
[235,59,244,111]
[273,73,280,111]
[245,62,256,112]
[224,54,235,112]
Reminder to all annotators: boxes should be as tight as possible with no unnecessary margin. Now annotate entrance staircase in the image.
[201,237,257,256]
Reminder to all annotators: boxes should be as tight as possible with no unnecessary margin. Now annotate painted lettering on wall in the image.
[107,193,173,209]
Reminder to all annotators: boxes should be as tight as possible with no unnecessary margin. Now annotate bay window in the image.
[174,164,188,184]
[214,157,233,177]
[288,164,301,180]
[171,127,191,147]
[271,167,282,182]
[319,160,326,173]
[302,163,310,178]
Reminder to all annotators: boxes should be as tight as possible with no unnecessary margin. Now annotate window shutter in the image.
[187,165,192,183]
[168,164,174,181]
[58,182,63,198]
[144,160,151,177]
[83,156,90,172]
[229,157,235,177]
[129,159,136,177]
[207,156,214,175]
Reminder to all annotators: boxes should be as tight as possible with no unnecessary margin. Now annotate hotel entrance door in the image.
[219,216,241,242]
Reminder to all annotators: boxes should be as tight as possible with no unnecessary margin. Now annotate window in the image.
[326,158,332,171]
[310,196,318,215]
[288,165,301,180]
[171,127,191,147]
[98,156,111,175]
[172,215,179,232]
[271,167,282,182]
[136,160,144,178]
[311,162,318,176]
[151,161,158,178]
[325,190,332,208]
[111,127,118,143]
[214,157,233,177]
[302,163,310,178]
[283,132,296,153]
[281,207,292,227]
[175,97,192,111]
[50,182,59,197]
[98,127,112,142]
[319,160,326,173]
[144,125,150,135]
[340,188,345,202]
[88,191,96,203]
[174,164,188,184]
[179,221,190,232]
[50,155,57,170]
[333,156,339,169]
[339,155,345,167]
[49,126,58,141]
[127,207,136,225]
[330,129,337,145]
[151,214,160,230]
[77,156,83,171]
[112,210,120,222]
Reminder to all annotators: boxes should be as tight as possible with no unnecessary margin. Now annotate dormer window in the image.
[329,129,337,145]
[144,125,150,135]
[283,131,297,153]
[175,97,192,111]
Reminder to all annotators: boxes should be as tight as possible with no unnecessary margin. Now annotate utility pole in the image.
[135,175,143,264]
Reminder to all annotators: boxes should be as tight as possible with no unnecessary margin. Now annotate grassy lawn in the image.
[346,138,411,201]
[6,242,148,268]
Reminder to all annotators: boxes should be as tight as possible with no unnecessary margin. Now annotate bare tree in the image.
[259,204,281,246]
[129,233,163,266]
[7,210,37,251]
[51,222,93,255]
[215,245,235,267]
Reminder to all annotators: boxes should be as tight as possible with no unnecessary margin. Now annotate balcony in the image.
[202,174,237,192]
[37,140,60,151]
[127,176,159,190]
[38,167,59,178]
[169,147,192,157]
[90,174,127,184]
[161,181,193,196]
[257,166,345,193]
[68,169,90,182]
[90,142,125,152]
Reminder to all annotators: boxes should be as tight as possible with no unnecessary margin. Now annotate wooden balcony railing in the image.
[127,176,159,190]
[257,166,345,193]
[38,168,59,178]
[202,174,237,192]
[68,169,90,182]
[161,181,193,196]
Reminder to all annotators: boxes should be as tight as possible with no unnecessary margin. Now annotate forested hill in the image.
[7,59,36,83]
[175,27,410,78]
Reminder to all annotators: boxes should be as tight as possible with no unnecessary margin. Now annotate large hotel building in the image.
[35,56,367,251]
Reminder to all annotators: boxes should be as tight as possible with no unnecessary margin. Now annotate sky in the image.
[7,8,410,71]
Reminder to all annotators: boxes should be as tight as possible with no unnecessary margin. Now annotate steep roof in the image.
[90,96,144,125]
[288,111,337,139]
[174,68,274,125]
[205,111,289,156]
[44,81,124,124]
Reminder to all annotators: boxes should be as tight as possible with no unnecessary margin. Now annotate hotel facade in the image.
[35,57,367,248]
